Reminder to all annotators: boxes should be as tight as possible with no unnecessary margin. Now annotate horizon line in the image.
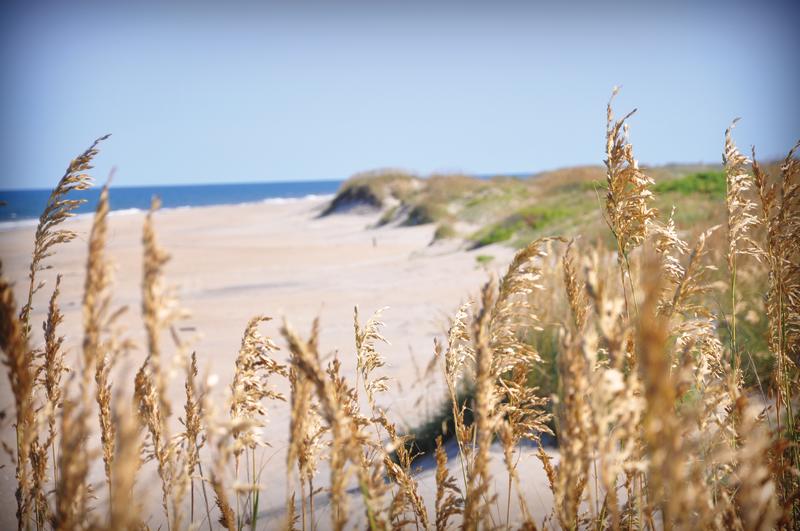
[0,159,734,192]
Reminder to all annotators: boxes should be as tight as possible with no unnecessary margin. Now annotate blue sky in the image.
[1,0,798,189]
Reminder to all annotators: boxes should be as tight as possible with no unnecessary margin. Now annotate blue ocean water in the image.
[0,180,343,222]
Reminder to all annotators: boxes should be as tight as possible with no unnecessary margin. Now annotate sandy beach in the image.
[0,196,556,528]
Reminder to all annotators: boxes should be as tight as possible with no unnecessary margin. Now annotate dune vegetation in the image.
[324,156,746,251]
[1,90,799,530]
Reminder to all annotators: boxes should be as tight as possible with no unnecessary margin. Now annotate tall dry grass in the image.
[1,90,799,530]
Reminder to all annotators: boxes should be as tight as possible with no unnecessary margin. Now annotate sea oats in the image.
[463,278,499,531]
[651,207,690,295]
[282,320,354,531]
[547,334,591,529]
[434,435,462,530]
[490,237,551,371]
[724,120,763,362]
[753,139,800,519]
[178,351,203,523]
[286,491,300,531]
[491,238,554,454]
[733,399,781,531]
[81,181,128,495]
[354,306,390,409]
[20,135,109,337]
[109,398,144,531]
[604,88,656,299]
[53,398,90,531]
[375,410,429,529]
[229,316,286,456]
[562,238,588,332]
[135,197,187,529]
[724,120,762,270]
[285,319,326,531]
[437,301,475,493]
[498,422,535,528]
[5,138,106,531]
[40,274,66,472]
[637,261,712,528]
[30,274,67,527]
[1,268,35,530]
[212,473,236,531]
[355,450,390,530]
[225,316,286,531]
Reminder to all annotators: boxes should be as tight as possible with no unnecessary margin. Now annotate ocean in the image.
[0,180,343,224]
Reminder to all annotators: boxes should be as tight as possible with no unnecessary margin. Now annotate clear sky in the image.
[1,0,798,189]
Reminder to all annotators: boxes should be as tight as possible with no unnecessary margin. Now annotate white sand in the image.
[0,197,555,529]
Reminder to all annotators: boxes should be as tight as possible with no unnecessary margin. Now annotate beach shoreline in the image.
[0,192,337,230]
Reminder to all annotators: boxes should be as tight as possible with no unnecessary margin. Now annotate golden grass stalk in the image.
[354,306,390,410]
[776,142,800,367]
[603,87,656,315]
[652,208,722,319]
[53,397,90,530]
[5,138,107,531]
[179,351,204,523]
[285,319,325,531]
[229,315,286,529]
[439,302,475,492]
[732,397,781,530]
[40,274,66,481]
[651,206,690,305]
[324,356,392,529]
[434,435,462,530]
[230,316,287,457]
[108,397,144,530]
[0,267,35,530]
[752,139,800,519]
[212,474,237,531]
[200,373,250,531]
[286,492,300,531]
[80,181,119,495]
[492,238,555,440]
[586,280,644,527]
[354,306,431,527]
[560,246,645,526]
[463,278,499,531]
[135,197,185,529]
[490,237,551,371]
[443,302,474,388]
[489,238,556,525]
[375,411,429,529]
[140,197,182,413]
[636,259,717,528]
[22,138,108,531]
[549,335,591,528]
[29,423,50,529]
[562,239,587,331]
[497,423,536,528]
[357,451,390,530]
[281,320,353,531]
[652,218,738,524]
[723,120,761,358]
[30,274,68,527]
[21,134,109,338]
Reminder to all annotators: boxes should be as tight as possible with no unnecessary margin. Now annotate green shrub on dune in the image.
[654,170,726,197]
[471,204,575,247]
